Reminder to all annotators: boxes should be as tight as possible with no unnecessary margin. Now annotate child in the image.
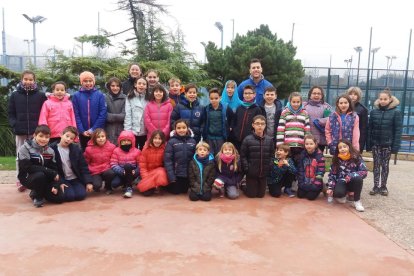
[137,130,169,196]
[170,83,204,142]
[214,142,242,199]
[168,78,184,107]
[38,81,77,144]
[325,94,360,155]
[260,86,282,140]
[122,63,142,95]
[124,77,149,150]
[8,70,47,192]
[203,88,233,155]
[240,115,274,198]
[346,87,368,153]
[232,85,264,149]
[72,71,107,151]
[51,126,93,202]
[188,141,216,201]
[146,69,161,95]
[105,77,126,144]
[221,80,242,113]
[17,125,63,207]
[110,130,141,198]
[269,143,297,197]
[277,92,311,164]
[367,89,402,196]
[144,84,173,139]
[164,119,197,194]
[84,128,116,194]
[297,135,325,200]
[327,139,368,212]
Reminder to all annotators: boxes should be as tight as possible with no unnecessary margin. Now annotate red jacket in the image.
[144,100,173,139]
[137,142,168,192]
[84,140,116,175]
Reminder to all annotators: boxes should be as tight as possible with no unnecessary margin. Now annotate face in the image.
[33,132,50,147]
[82,78,94,90]
[135,78,147,93]
[310,88,323,101]
[154,89,164,102]
[175,122,188,136]
[252,119,266,135]
[338,142,350,155]
[60,131,76,147]
[276,148,288,159]
[185,88,197,102]
[243,89,255,102]
[305,139,317,153]
[170,81,181,94]
[226,84,235,97]
[152,134,163,147]
[222,146,234,156]
[53,84,66,100]
[348,92,358,103]
[196,146,209,158]
[109,82,121,94]
[249,62,263,79]
[146,72,159,87]
[264,91,276,104]
[338,97,350,113]
[209,92,220,108]
[22,73,35,87]
[96,132,107,146]
[379,93,392,107]
[129,65,141,78]
[290,96,302,110]
[120,139,132,146]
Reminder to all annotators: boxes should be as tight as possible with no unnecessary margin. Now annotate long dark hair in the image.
[128,77,149,100]
[331,139,360,171]
[149,130,166,147]
[148,84,168,102]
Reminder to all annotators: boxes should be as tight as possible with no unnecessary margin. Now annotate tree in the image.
[74,35,112,57]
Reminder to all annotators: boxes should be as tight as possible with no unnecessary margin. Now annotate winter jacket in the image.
[297,149,325,192]
[215,157,242,187]
[354,102,368,152]
[325,112,360,154]
[367,96,402,153]
[121,76,136,95]
[110,130,141,175]
[72,88,107,134]
[164,130,196,182]
[270,157,297,185]
[327,156,367,189]
[38,94,77,138]
[260,99,283,139]
[105,93,126,144]
[137,142,168,192]
[303,100,333,146]
[221,80,242,113]
[8,83,46,135]
[240,133,274,178]
[237,75,273,105]
[188,153,216,195]
[51,143,93,185]
[170,95,204,141]
[232,104,265,143]
[124,93,148,136]
[144,100,173,139]
[84,140,116,175]
[203,103,233,140]
[276,105,311,147]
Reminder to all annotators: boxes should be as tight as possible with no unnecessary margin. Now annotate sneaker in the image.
[105,189,113,195]
[369,186,380,195]
[346,194,354,202]
[29,190,36,200]
[380,186,389,196]
[284,187,296,198]
[17,181,26,192]
[33,198,45,208]
[327,196,334,204]
[336,197,347,204]
[124,187,133,198]
[354,200,365,212]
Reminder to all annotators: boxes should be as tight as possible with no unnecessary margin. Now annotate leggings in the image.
[372,145,391,188]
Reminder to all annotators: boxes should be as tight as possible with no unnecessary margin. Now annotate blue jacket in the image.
[270,157,297,185]
[203,103,233,140]
[72,88,107,133]
[297,149,325,192]
[237,75,273,105]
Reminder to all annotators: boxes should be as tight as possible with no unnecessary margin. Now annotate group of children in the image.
[8,64,402,211]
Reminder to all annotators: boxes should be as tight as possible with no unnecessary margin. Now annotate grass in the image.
[0,156,16,171]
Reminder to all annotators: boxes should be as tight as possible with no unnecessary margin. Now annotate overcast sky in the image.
[2,0,414,71]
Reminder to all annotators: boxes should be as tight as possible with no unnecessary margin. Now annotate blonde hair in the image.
[346,86,363,102]
[216,142,239,172]
[196,141,210,151]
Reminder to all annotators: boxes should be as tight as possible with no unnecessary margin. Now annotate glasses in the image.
[253,122,265,126]
[311,92,322,95]
[243,92,255,95]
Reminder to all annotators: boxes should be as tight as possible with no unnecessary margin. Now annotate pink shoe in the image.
[16,182,26,192]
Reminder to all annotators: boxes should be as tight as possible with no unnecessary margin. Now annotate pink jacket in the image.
[38,95,77,138]
[144,100,173,139]
[84,140,116,175]
[110,130,141,169]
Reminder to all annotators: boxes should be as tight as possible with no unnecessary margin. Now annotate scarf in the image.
[196,155,209,166]
[338,152,351,161]
[20,81,37,92]
[241,98,255,108]
[308,100,322,106]
[287,102,303,114]
[109,90,120,98]
[220,153,235,164]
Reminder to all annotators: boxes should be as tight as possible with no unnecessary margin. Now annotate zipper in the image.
[259,137,263,177]
[26,92,30,136]
[239,109,248,141]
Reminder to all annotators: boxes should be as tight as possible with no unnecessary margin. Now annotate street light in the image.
[354,46,363,85]
[385,55,397,86]
[23,39,32,64]
[22,14,46,67]
[214,21,223,49]
[344,57,352,86]
[370,47,381,88]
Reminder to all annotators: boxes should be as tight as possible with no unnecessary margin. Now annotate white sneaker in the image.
[354,200,365,212]
[124,187,133,198]
[327,196,334,203]
[336,197,347,204]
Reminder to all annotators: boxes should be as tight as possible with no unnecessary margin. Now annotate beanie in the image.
[79,71,95,85]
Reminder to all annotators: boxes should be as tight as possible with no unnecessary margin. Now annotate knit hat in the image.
[79,71,95,85]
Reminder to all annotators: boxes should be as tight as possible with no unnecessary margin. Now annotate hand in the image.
[283,160,288,166]
[60,183,68,193]
[51,187,58,195]
[54,174,60,181]
[326,189,333,196]
[132,170,136,176]
[83,131,91,137]
[86,183,93,192]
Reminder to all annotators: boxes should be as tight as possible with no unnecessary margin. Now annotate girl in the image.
[105,77,126,145]
[144,84,173,139]
[168,78,183,107]
[164,119,196,194]
[327,139,368,212]
[39,81,76,144]
[221,80,242,113]
[84,128,116,194]
[146,69,162,95]
[138,130,168,196]
[367,89,402,196]
[214,142,242,199]
[297,135,325,200]
[325,94,360,155]
[346,87,368,153]
[122,63,142,95]
[276,91,311,164]
[124,77,149,150]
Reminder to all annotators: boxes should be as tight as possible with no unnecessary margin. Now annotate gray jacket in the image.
[105,93,126,144]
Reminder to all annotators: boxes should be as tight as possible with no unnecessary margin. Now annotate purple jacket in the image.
[303,101,332,146]
[215,158,242,187]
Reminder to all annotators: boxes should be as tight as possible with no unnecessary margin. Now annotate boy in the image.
[231,85,264,149]
[170,83,204,142]
[240,115,274,198]
[8,70,47,192]
[188,141,216,201]
[269,143,297,197]
[260,86,282,140]
[168,78,183,107]
[203,88,233,155]
[17,125,63,207]
[51,126,93,202]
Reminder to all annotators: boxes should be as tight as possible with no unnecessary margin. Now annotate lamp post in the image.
[22,14,46,67]
[354,46,363,85]
[214,22,223,49]
[370,47,381,88]
[23,39,32,64]
[200,42,207,64]
[344,58,352,86]
[385,55,397,86]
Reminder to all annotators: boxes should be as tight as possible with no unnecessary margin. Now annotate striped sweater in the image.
[276,106,310,147]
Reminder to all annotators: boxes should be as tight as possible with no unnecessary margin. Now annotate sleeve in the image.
[276,111,286,145]
[163,141,176,182]
[162,104,173,138]
[84,148,91,166]
[327,165,337,189]
[240,139,249,173]
[325,116,332,146]
[304,113,311,136]
[72,94,86,133]
[352,115,360,152]
[124,99,132,131]
[170,105,180,130]
[187,161,197,193]
[138,151,149,179]
[7,93,17,130]
[91,93,107,131]
[297,158,305,187]
[391,110,403,153]
[110,150,124,175]
[144,104,156,135]
[287,158,297,175]
[314,155,325,185]
[38,101,48,125]
[226,107,234,130]
[366,110,374,151]
[348,157,368,180]
[358,107,368,151]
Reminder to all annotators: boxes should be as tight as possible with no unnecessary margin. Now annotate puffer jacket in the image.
[110,130,141,175]
[170,95,204,141]
[240,132,274,178]
[137,142,168,192]
[188,153,216,195]
[232,103,265,143]
[297,149,325,192]
[144,100,173,139]
[124,92,148,136]
[327,156,367,189]
[84,139,116,175]
[354,102,368,152]
[105,93,126,144]
[270,157,297,185]
[325,112,360,154]
[303,100,333,146]
[38,94,77,138]
[367,96,402,153]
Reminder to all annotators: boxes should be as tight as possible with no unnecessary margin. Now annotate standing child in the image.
[221,80,242,113]
[346,87,368,153]
[72,71,107,151]
[105,77,126,144]
[51,126,93,202]
[144,84,173,139]
[122,63,142,95]
[269,143,297,197]
[367,89,402,196]
[297,135,325,200]
[164,119,197,194]
[214,142,242,199]
[327,139,368,212]
[168,78,183,107]
[124,77,149,150]
[260,86,282,141]
[240,115,274,198]
[84,128,116,194]
[39,81,77,144]
[137,130,169,196]
[8,70,46,192]
[110,130,141,198]
[146,69,162,95]
[188,141,216,201]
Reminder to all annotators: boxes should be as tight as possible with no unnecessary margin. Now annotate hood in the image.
[179,94,199,107]
[170,127,194,138]
[374,96,400,109]
[193,153,215,163]
[46,92,71,101]
[16,82,39,94]
[117,130,136,146]
[221,80,242,108]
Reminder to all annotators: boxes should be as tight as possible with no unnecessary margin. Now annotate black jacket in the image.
[232,104,265,143]
[354,102,368,152]
[240,132,274,178]
[188,154,216,195]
